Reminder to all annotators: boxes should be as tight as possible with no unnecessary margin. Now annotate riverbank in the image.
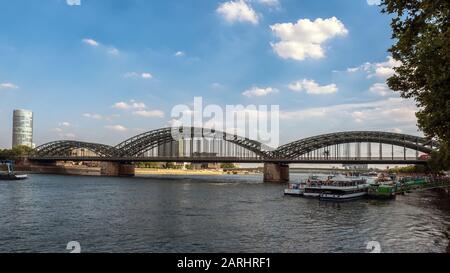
[136,168,225,176]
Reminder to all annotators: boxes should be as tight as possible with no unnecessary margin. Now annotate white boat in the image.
[303,175,333,198]
[319,177,369,201]
[284,182,306,196]
[319,185,369,201]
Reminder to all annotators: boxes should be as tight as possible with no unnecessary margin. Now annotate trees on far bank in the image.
[0,145,34,160]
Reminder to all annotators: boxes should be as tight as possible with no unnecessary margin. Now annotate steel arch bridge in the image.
[271,131,438,160]
[114,127,270,158]
[30,128,438,164]
[33,140,118,158]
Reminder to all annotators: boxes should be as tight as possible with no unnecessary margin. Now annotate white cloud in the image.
[256,0,280,7]
[211,82,224,89]
[112,102,130,110]
[0,83,19,90]
[59,122,71,127]
[174,51,185,57]
[270,17,348,61]
[82,38,120,56]
[141,72,152,79]
[124,72,153,79]
[280,98,417,125]
[346,56,402,79]
[288,79,338,95]
[132,110,165,118]
[105,125,128,132]
[66,0,81,6]
[82,38,99,47]
[367,0,381,6]
[216,0,259,25]
[112,100,147,110]
[242,86,278,97]
[351,111,366,123]
[369,83,392,96]
[82,113,103,120]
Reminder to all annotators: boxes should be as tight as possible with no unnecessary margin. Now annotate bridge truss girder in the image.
[113,127,269,158]
[272,131,438,159]
[33,141,117,158]
[31,130,439,161]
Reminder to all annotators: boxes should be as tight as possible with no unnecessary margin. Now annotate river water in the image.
[0,173,449,253]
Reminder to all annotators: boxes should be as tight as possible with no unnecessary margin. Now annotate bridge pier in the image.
[263,163,289,183]
[100,162,135,177]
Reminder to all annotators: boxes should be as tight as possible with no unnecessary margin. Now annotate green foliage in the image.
[136,162,161,169]
[388,165,428,174]
[165,162,183,169]
[427,146,450,174]
[136,162,185,169]
[381,0,450,171]
[220,163,236,169]
[0,145,34,160]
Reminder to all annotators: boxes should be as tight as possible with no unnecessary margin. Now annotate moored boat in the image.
[318,176,369,201]
[284,182,305,196]
[0,160,28,181]
[367,173,397,199]
[368,183,396,199]
[0,173,28,180]
[303,175,330,197]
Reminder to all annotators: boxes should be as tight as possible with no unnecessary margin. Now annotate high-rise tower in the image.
[12,109,33,148]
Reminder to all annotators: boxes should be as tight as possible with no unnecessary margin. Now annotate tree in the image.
[0,145,34,160]
[220,163,236,169]
[427,146,450,174]
[381,0,450,170]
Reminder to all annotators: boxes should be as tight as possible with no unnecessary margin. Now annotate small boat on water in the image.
[0,173,28,180]
[0,160,28,181]
[284,182,306,196]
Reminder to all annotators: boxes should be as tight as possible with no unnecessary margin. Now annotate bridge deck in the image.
[29,156,427,165]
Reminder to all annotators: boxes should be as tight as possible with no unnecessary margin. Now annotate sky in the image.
[0,0,422,149]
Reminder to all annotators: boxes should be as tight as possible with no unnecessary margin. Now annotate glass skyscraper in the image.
[12,109,33,148]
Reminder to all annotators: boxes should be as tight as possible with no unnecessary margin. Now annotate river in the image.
[0,173,449,253]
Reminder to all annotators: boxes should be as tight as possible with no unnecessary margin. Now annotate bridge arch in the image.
[272,131,438,159]
[114,127,269,158]
[33,140,117,158]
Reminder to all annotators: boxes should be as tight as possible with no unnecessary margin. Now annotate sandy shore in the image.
[135,168,260,176]
[136,168,225,176]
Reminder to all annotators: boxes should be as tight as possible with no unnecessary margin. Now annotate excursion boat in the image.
[284,182,306,196]
[318,176,369,201]
[303,175,331,198]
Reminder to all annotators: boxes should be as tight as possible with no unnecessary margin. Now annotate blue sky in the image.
[0,0,421,148]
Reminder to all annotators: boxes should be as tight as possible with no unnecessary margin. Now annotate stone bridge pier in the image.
[263,162,289,183]
[100,162,135,177]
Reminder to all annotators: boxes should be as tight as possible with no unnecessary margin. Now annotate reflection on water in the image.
[0,173,449,253]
